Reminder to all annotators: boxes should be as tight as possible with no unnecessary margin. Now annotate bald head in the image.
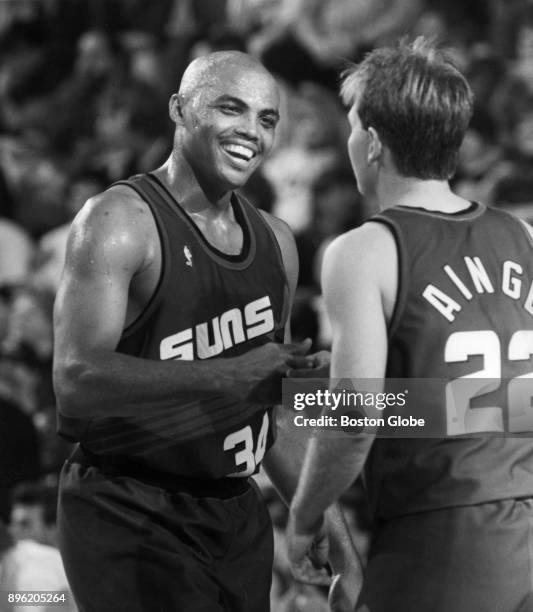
[178,51,278,101]
[169,51,280,196]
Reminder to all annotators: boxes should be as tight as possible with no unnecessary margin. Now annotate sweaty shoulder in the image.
[66,184,158,278]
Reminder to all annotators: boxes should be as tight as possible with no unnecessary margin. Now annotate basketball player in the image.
[53,52,359,611]
[286,38,533,611]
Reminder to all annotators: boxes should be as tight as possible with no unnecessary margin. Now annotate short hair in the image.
[340,37,474,180]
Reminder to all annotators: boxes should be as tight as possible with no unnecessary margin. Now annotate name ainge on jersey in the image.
[423,256,533,322]
[159,295,274,360]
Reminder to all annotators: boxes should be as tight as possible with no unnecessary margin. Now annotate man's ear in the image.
[367,127,383,164]
[169,93,185,125]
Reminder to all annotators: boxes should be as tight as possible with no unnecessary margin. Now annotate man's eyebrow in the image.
[212,95,246,106]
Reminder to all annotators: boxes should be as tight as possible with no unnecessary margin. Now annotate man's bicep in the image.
[55,260,129,355]
[322,231,388,381]
[54,201,145,357]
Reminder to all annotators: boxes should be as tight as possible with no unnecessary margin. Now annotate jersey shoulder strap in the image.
[111,173,174,343]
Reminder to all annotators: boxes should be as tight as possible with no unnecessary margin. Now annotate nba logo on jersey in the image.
[183,246,193,267]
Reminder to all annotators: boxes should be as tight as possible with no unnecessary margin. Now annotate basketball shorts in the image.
[57,450,273,612]
[357,498,533,612]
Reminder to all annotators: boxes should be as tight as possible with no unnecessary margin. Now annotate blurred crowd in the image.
[1,0,532,609]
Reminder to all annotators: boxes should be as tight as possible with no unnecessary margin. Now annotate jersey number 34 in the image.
[223,412,269,477]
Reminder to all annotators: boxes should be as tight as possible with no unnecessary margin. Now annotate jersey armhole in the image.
[519,219,533,247]
[495,207,533,248]
[242,199,286,274]
[243,200,292,331]
[370,216,408,339]
[112,177,170,340]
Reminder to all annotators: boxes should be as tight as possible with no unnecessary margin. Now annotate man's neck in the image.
[376,173,470,213]
[155,153,232,216]
[153,155,242,251]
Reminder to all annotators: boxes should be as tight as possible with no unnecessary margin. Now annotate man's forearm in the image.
[324,504,362,575]
[264,412,361,570]
[54,347,265,419]
[290,434,373,533]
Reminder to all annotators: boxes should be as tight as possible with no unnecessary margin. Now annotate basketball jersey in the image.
[58,173,289,478]
[365,202,533,519]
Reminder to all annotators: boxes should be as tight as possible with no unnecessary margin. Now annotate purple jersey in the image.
[365,203,533,519]
[58,173,289,478]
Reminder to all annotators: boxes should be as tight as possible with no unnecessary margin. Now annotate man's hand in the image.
[325,506,364,611]
[230,339,313,404]
[329,569,362,612]
[287,349,330,379]
[288,520,362,611]
[286,510,331,586]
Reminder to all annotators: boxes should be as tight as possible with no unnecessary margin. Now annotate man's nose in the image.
[235,113,260,140]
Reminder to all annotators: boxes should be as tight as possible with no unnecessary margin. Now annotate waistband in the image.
[70,445,251,499]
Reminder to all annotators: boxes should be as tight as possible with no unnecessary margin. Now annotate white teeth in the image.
[222,144,254,161]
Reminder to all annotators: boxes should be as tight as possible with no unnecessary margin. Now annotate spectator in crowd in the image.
[490,108,533,220]
[249,0,423,89]
[1,284,54,379]
[263,82,348,234]
[0,378,41,526]
[33,170,108,293]
[0,218,34,287]
[0,140,68,237]
[0,522,76,612]
[9,481,59,547]
[452,124,503,201]
[0,283,57,485]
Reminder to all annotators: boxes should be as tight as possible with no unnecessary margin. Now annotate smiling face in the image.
[175,59,280,197]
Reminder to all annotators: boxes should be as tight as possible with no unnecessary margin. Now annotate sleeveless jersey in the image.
[365,202,533,519]
[58,173,290,478]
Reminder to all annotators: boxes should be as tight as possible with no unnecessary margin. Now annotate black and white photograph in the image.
[1,1,533,610]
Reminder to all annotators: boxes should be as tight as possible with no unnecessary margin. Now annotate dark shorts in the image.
[357,499,533,612]
[57,452,273,612]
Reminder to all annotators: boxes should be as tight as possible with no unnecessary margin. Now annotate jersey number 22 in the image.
[445,330,533,434]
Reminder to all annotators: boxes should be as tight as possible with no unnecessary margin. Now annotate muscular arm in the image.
[289,222,397,536]
[53,191,304,420]
[264,406,360,582]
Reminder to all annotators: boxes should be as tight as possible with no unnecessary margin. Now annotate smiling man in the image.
[53,51,358,611]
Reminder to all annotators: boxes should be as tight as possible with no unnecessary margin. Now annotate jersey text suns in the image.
[160,295,274,360]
